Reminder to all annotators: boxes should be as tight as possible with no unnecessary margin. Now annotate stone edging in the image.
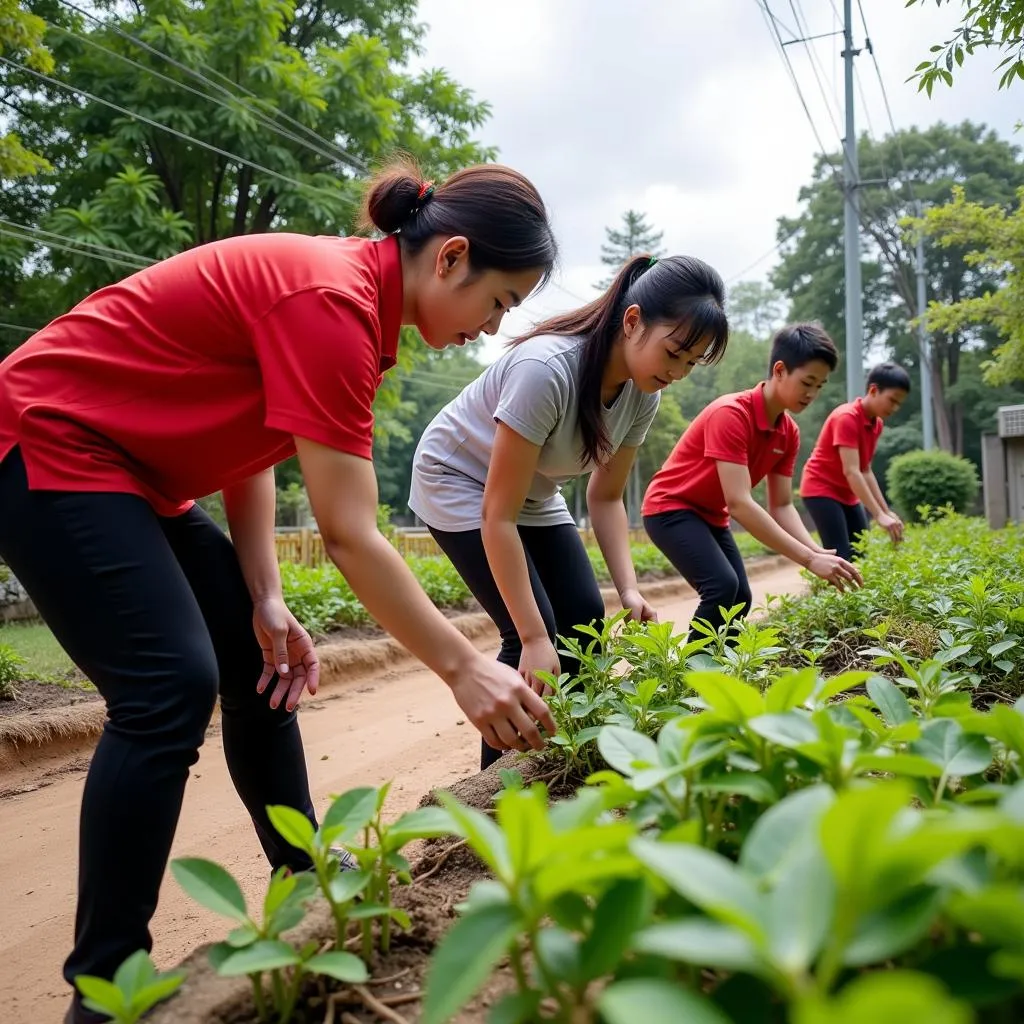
[0,555,788,768]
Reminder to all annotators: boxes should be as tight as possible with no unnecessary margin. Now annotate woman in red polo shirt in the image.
[0,158,557,1023]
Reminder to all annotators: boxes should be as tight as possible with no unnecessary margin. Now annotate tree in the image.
[0,0,52,178]
[911,185,1024,384]
[595,209,664,290]
[727,280,787,341]
[0,0,495,305]
[770,121,1024,457]
[908,0,1024,93]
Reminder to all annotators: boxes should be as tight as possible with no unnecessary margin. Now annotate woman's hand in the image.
[620,587,658,624]
[252,597,320,711]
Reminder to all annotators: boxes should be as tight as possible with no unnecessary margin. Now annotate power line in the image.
[52,0,367,175]
[0,321,40,335]
[0,217,154,267]
[47,25,353,171]
[724,224,803,284]
[787,0,844,143]
[0,56,350,204]
[0,224,154,272]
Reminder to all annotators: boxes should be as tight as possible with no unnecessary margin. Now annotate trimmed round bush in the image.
[886,449,980,522]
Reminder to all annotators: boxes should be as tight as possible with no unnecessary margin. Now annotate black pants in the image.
[803,496,870,562]
[428,523,605,770]
[644,509,752,640]
[0,449,316,989]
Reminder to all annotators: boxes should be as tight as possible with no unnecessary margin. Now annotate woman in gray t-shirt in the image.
[409,254,729,768]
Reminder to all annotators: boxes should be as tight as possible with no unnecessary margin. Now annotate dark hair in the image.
[867,361,912,393]
[360,155,556,283]
[768,322,839,375]
[515,254,728,465]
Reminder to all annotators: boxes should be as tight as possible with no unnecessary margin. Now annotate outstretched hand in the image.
[252,597,320,711]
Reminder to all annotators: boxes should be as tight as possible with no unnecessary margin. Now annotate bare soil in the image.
[0,563,804,1024]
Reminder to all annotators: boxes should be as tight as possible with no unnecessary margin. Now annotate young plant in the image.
[73,951,184,1024]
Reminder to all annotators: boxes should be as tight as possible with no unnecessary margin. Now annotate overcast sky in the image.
[410,0,1022,362]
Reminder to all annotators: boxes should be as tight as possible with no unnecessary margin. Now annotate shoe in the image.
[331,846,359,871]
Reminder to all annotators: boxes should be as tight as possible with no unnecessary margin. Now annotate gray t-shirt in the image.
[408,335,660,531]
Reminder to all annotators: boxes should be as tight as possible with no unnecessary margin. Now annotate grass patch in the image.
[0,621,90,688]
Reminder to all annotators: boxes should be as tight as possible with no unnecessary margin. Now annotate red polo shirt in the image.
[0,233,402,516]
[642,383,800,529]
[800,398,883,506]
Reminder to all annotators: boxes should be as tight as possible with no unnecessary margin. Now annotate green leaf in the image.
[74,976,127,1017]
[328,869,372,905]
[988,639,1018,658]
[597,726,660,776]
[579,877,649,979]
[386,806,457,847]
[170,858,249,923]
[226,923,260,948]
[438,792,511,881]
[218,940,300,976]
[632,918,762,973]
[112,950,157,1001]
[496,786,554,875]
[793,970,972,1024]
[853,752,944,779]
[867,677,913,727]
[748,712,818,748]
[599,978,732,1024]
[912,718,992,777]
[304,951,369,983]
[820,784,909,893]
[631,839,765,939]
[422,902,520,1024]
[765,668,817,713]
[130,973,187,1017]
[487,991,542,1024]
[534,927,582,989]
[685,671,764,722]
[321,787,378,844]
[266,805,316,854]
[767,842,834,973]
[694,772,777,804]
[844,888,944,966]
[740,785,835,880]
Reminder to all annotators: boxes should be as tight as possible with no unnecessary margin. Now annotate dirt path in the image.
[0,565,804,1023]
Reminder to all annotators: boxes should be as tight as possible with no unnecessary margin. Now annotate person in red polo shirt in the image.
[642,322,863,640]
[0,158,558,1024]
[800,362,911,560]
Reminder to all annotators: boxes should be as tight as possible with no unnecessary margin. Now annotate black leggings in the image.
[803,496,870,562]
[643,509,752,639]
[0,449,316,989]
[428,523,605,770]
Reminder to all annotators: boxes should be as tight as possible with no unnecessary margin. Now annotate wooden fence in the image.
[274,526,653,566]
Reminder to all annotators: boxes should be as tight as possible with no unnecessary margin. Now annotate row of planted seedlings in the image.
[76,513,1024,1023]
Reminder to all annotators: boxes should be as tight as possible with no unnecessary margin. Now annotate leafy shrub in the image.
[886,449,980,521]
[0,642,23,700]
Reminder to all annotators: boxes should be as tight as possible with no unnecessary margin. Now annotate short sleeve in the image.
[493,355,570,446]
[252,289,381,460]
[832,409,861,451]
[703,403,751,464]
[775,421,800,478]
[623,393,661,448]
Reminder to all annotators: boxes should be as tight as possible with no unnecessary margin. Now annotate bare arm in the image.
[767,473,822,550]
[587,445,655,620]
[839,449,903,541]
[718,462,861,589]
[296,437,555,749]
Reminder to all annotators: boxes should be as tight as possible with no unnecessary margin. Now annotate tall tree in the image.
[595,209,664,289]
[727,280,787,341]
[0,0,52,178]
[770,121,1024,456]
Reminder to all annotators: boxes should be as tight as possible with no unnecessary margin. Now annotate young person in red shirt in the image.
[0,158,558,1024]
[800,362,911,560]
[642,323,863,639]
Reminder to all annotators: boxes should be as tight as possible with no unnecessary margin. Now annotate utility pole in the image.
[842,0,863,402]
[915,202,934,449]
